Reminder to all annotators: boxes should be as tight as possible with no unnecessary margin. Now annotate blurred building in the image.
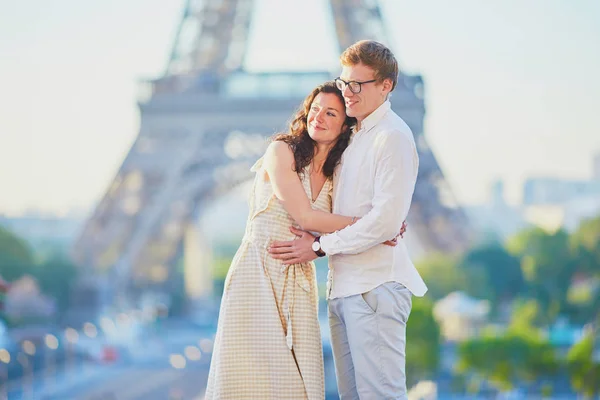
[466,153,600,237]
[5,275,56,320]
[407,380,437,400]
[464,179,527,240]
[523,177,600,206]
[522,156,600,231]
[433,291,490,342]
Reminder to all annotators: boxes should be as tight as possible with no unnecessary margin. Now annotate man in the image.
[268,40,427,399]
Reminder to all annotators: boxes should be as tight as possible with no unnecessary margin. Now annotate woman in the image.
[205,81,390,399]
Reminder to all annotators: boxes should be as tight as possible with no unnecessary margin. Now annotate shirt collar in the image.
[354,100,391,134]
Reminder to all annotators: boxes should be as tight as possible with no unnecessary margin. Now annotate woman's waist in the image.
[241,232,315,271]
[242,226,301,246]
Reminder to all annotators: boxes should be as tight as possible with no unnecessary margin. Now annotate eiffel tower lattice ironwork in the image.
[71,0,473,301]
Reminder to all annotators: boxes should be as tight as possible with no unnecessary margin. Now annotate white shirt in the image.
[320,100,428,299]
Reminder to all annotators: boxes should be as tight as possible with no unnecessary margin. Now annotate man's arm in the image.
[267,221,407,265]
[320,129,418,256]
[263,141,356,232]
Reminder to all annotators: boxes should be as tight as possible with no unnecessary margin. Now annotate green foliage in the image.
[509,228,572,288]
[506,227,574,323]
[0,225,34,264]
[33,256,78,315]
[0,257,35,283]
[462,243,524,306]
[501,217,600,325]
[416,254,484,301]
[540,382,553,398]
[213,256,234,280]
[406,297,441,387]
[509,299,545,331]
[0,225,81,319]
[169,287,187,316]
[570,216,600,262]
[506,226,547,256]
[457,327,558,391]
[567,329,600,397]
[566,216,600,323]
[0,225,35,281]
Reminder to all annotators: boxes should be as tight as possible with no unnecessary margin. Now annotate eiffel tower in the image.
[71,0,472,304]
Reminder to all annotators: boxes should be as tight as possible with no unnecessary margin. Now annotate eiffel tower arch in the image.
[71,0,473,309]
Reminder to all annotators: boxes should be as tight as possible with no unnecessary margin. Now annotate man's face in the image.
[339,63,392,124]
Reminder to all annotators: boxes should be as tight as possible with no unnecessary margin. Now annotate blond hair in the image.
[340,40,399,91]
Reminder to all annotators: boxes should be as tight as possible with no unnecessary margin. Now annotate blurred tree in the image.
[0,225,33,263]
[462,243,524,309]
[567,328,600,398]
[0,276,9,318]
[213,256,233,281]
[169,289,186,316]
[565,216,600,324]
[406,297,441,387]
[507,228,573,323]
[0,225,35,281]
[33,256,78,315]
[570,216,600,265]
[457,327,558,392]
[416,254,487,301]
[211,256,234,297]
[564,267,600,325]
[509,299,545,330]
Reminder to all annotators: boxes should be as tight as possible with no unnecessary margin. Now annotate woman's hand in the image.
[382,220,407,247]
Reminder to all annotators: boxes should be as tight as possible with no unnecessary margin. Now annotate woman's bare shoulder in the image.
[264,140,294,167]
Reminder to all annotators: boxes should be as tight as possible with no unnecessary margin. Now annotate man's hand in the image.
[382,220,408,247]
[268,227,318,265]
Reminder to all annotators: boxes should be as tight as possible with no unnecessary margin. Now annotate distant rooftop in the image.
[139,71,335,102]
[223,71,334,98]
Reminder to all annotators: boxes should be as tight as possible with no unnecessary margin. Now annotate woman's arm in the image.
[262,141,355,233]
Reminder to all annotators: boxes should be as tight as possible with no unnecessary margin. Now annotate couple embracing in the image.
[205,40,427,400]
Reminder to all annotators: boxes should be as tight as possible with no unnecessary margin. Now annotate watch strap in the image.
[314,236,326,257]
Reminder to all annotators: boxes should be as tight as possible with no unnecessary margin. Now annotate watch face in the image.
[312,241,320,252]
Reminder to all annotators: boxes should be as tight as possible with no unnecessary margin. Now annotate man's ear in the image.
[382,78,393,94]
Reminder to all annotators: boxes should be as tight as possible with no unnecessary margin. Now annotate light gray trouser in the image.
[328,282,412,400]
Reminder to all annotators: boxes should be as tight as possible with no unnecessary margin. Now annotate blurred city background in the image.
[1,0,599,399]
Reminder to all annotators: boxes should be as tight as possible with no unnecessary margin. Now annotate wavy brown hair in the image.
[272,81,356,178]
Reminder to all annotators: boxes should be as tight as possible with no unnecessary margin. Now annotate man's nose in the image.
[342,84,354,97]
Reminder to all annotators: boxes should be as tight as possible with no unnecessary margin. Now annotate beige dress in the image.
[205,157,330,400]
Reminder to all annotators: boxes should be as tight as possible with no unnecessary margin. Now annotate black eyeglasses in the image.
[335,77,377,94]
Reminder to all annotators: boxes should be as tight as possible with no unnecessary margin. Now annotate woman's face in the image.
[306,92,346,146]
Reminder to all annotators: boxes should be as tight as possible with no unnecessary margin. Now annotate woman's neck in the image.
[312,143,332,172]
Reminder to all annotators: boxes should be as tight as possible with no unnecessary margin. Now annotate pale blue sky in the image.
[1,0,599,216]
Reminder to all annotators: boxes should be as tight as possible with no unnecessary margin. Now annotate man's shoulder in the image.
[374,114,416,147]
[379,110,413,136]
[371,112,418,162]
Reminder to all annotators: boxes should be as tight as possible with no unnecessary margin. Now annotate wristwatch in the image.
[312,236,326,257]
